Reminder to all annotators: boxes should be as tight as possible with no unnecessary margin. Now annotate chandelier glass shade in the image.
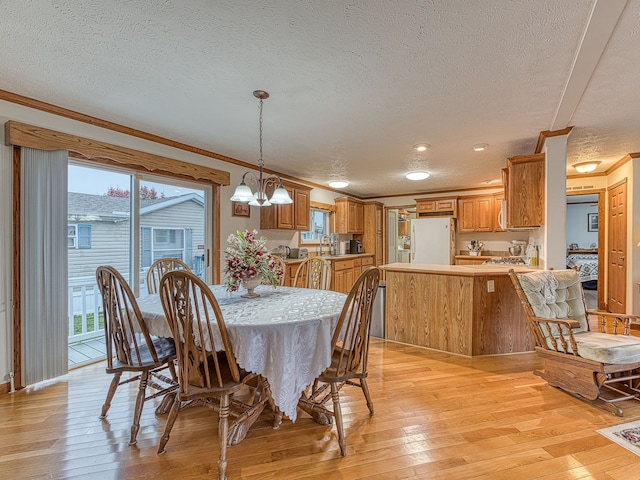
[230,90,292,207]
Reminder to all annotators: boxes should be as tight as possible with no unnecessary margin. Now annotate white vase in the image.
[241,276,261,298]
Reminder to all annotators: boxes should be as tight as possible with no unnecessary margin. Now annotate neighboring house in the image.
[67,192,205,287]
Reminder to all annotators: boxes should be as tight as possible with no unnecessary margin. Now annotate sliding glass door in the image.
[67,163,211,365]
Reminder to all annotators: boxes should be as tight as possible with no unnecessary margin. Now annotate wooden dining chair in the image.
[293,257,331,290]
[95,266,177,446]
[298,266,380,455]
[265,255,287,286]
[146,257,191,294]
[158,269,274,480]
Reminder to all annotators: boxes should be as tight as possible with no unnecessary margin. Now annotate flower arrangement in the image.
[223,230,283,292]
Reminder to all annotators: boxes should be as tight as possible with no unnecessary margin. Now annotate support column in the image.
[542,135,569,270]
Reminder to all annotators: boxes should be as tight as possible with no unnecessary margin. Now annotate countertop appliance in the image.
[410,217,455,264]
[349,240,363,254]
[288,248,308,259]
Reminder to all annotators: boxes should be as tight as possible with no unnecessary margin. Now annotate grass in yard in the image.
[72,312,105,335]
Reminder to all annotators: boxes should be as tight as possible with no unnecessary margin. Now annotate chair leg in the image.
[330,382,347,456]
[100,372,121,418]
[167,359,178,382]
[129,373,149,445]
[157,395,181,454]
[218,394,231,480]
[360,377,374,415]
[261,378,282,429]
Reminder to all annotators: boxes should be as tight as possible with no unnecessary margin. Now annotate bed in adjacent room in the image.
[566,252,598,289]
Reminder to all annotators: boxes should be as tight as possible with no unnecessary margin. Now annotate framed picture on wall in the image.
[232,201,250,218]
[588,213,598,232]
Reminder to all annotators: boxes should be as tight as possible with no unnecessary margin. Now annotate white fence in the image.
[68,276,103,342]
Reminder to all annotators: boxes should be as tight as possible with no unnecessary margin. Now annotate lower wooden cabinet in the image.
[285,255,375,293]
[331,255,375,293]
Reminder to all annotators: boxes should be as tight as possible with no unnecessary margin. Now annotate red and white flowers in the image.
[223,230,283,292]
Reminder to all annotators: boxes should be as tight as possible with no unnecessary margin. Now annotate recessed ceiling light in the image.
[473,143,489,152]
[413,143,430,152]
[572,161,601,173]
[405,172,430,181]
[328,180,349,188]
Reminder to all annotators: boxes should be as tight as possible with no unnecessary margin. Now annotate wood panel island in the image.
[380,263,536,357]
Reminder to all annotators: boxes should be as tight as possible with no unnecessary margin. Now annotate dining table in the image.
[136,284,347,423]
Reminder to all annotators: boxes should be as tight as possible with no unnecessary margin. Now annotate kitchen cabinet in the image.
[363,201,384,266]
[260,181,311,230]
[329,254,375,293]
[503,154,544,228]
[332,258,356,294]
[415,197,457,217]
[457,196,493,233]
[335,197,364,234]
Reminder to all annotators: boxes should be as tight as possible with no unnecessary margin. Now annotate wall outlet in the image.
[487,280,495,293]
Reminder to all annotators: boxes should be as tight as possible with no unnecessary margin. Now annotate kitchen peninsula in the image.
[381,263,536,356]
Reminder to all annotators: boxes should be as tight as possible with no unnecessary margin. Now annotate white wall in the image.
[566,203,599,248]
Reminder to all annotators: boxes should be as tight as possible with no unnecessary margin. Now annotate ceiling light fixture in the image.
[413,143,430,152]
[473,143,489,152]
[328,180,349,188]
[230,90,293,207]
[405,171,430,181]
[572,161,601,174]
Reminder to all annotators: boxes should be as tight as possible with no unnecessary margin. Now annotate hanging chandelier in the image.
[230,90,293,207]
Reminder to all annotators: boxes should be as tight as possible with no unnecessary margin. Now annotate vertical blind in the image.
[21,147,69,385]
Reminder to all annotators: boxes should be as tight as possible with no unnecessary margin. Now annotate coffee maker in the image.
[349,240,363,254]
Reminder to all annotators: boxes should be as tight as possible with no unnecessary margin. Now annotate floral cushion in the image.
[516,269,588,333]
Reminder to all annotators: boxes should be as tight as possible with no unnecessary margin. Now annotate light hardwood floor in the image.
[2,339,640,479]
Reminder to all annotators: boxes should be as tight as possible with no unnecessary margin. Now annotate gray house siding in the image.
[141,200,205,270]
[68,220,130,279]
[67,194,205,282]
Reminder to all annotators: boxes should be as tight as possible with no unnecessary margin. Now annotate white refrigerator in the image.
[410,217,456,264]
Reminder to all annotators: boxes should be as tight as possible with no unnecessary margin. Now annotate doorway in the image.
[566,190,605,310]
[386,207,415,264]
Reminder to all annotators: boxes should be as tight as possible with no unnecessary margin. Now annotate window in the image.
[300,208,330,243]
[141,227,193,268]
[68,224,92,249]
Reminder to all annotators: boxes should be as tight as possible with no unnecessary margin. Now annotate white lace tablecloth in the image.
[137,285,347,421]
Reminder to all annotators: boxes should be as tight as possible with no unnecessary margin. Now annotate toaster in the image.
[289,248,309,259]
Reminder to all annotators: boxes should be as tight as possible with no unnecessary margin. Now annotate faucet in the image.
[319,234,330,256]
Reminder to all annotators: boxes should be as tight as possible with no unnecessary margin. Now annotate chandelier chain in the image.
[258,97,264,168]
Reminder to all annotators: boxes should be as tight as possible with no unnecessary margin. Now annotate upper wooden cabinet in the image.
[457,196,493,233]
[363,201,384,266]
[415,197,457,217]
[504,154,544,228]
[260,181,311,230]
[335,197,364,234]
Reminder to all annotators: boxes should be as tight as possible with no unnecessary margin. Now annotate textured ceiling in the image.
[1,0,638,197]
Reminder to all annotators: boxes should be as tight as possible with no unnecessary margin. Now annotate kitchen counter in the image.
[380,262,535,356]
[281,253,374,264]
[381,262,536,276]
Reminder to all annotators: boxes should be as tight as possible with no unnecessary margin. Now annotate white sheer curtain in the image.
[21,147,68,385]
